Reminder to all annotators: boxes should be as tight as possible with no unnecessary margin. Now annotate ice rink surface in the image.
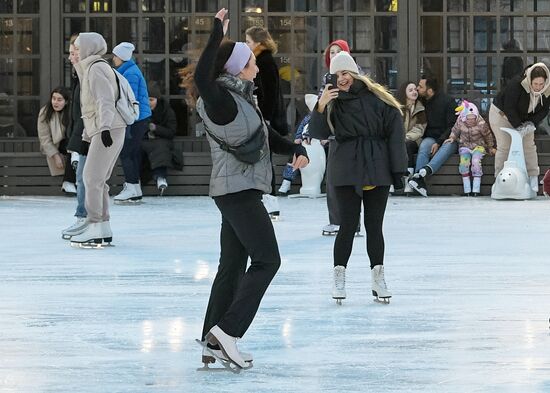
[1,194,550,393]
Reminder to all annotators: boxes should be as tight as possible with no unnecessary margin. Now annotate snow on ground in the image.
[1,194,550,392]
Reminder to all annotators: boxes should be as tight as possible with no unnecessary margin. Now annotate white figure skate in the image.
[70,221,113,248]
[262,194,280,220]
[371,265,391,304]
[491,126,537,200]
[196,340,253,372]
[201,325,249,372]
[114,183,143,204]
[332,266,346,305]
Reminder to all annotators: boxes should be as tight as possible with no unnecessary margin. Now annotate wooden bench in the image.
[2,151,550,197]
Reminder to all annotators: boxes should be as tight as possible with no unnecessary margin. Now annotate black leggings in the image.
[202,189,281,340]
[333,185,390,269]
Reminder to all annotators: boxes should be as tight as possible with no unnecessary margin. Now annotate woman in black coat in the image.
[309,51,407,305]
[245,26,288,136]
[141,84,178,194]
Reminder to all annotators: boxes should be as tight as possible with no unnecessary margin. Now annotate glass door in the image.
[240,0,404,128]
[416,0,550,114]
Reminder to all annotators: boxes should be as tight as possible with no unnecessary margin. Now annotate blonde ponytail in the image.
[353,73,403,116]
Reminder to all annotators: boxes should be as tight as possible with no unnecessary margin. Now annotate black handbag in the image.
[204,122,266,164]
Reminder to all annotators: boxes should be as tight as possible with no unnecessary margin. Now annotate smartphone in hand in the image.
[326,73,339,90]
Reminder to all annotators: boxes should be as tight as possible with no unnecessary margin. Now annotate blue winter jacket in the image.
[116,59,152,121]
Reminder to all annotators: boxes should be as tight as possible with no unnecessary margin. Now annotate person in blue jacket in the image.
[112,42,152,203]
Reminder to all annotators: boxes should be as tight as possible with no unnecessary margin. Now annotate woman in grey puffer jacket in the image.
[194,9,309,370]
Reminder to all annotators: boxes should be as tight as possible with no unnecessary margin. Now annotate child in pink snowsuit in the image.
[445,100,496,196]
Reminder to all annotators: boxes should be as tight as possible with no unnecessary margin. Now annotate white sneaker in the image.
[61,217,88,239]
[156,177,168,193]
[322,224,340,235]
[371,265,391,302]
[62,181,77,195]
[70,222,109,244]
[262,194,280,219]
[205,326,247,368]
[332,266,346,301]
[278,179,291,194]
[202,345,253,364]
[114,183,142,202]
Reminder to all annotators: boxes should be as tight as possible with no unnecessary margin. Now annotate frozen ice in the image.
[1,195,550,392]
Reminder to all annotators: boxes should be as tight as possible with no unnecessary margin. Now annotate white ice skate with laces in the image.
[332,266,346,305]
[61,217,88,240]
[196,341,253,372]
[196,325,252,373]
[114,182,143,204]
[371,265,391,304]
[70,221,113,248]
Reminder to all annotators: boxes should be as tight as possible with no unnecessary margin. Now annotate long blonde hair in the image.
[327,73,403,133]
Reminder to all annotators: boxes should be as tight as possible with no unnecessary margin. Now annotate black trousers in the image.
[333,185,390,269]
[406,140,418,168]
[201,189,281,340]
[120,118,149,184]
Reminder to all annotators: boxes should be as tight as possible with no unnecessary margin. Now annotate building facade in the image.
[1,0,550,139]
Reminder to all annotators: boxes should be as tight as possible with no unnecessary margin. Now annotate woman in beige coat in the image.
[69,32,126,247]
[396,81,427,191]
[37,87,76,194]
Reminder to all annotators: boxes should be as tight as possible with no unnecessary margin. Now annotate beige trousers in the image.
[488,104,539,177]
[83,128,125,223]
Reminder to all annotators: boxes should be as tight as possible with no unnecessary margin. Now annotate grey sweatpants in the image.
[83,128,125,223]
[488,104,539,177]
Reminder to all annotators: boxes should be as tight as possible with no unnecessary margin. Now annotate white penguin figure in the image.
[289,94,326,198]
[491,126,537,200]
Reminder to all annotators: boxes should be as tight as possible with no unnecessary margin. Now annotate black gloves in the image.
[101,130,113,147]
[80,141,90,156]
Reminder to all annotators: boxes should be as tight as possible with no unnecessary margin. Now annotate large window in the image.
[241,0,398,128]
[62,0,229,136]
[0,1,40,137]
[420,0,550,114]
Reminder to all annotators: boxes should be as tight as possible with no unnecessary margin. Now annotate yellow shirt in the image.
[362,185,376,191]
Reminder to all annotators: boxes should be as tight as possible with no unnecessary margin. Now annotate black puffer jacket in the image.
[309,79,407,193]
[141,99,180,170]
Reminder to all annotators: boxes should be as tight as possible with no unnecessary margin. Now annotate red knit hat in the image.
[324,40,351,69]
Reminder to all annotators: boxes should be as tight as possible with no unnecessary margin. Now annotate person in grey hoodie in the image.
[69,32,126,246]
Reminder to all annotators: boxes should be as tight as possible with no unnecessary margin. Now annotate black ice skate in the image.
[195,339,252,373]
